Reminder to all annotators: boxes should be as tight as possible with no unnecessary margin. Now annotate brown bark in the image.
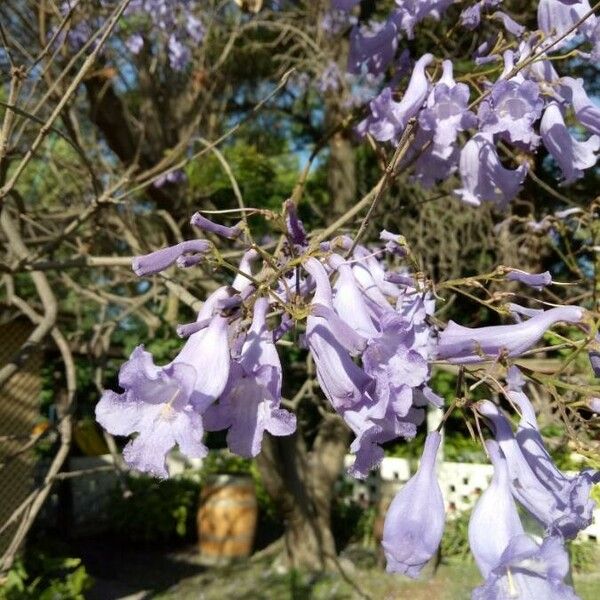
[84,75,175,211]
[257,414,349,572]
[327,130,357,218]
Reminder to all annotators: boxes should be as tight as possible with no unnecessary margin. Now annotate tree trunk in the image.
[257,414,349,571]
[327,130,357,218]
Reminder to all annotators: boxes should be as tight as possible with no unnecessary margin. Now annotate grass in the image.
[155,555,600,600]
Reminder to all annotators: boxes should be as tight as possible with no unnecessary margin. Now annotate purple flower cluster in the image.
[97,206,441,479]
[382,366,598,598]
[97,205,595,598]
[58,0,205,71]
[125,0,205,71]
[335,0,600,207]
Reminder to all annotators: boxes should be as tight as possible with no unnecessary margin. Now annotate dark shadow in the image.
[67,536,205,599]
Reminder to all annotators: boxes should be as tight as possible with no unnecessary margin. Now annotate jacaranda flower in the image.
[437,306,583,364]
[540,102,600,183]
[382,431,445,577]
[469,440,524,579]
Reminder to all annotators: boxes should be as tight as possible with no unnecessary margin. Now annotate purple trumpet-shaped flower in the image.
[460,0,501,30]
[469,440,525,579]
[186,15,205,44]
[126,33,144,54]
[506,269,552,290]
[359,54,433,142]
[382,431,445,578]
[190,212,242,239]
[329,254,379,338]
[507,369,599,532]
[541,103,600,184]
[362,312,429,412]
[560,77,600,136]
[352,244,403,300]
[491,11,526,36]
[344,399,423,479]
[304,257,374,411]
[380,230,408,257]
[284,199,308,246]
[332,0,360,11]
[478,400,597,539]
[204,298,296,457]
[454,133,528,208]
[132,240,211,276]
[478,76,543,148]
[348,20,398,76]
[419,60,477,158]
[96,288,232,477]
[437,306,584,364]
[96,352,203,478]
[153,169,186,188]
[232,249,259,292]
[391,0,453,38]
[472,534,580,600]
[589,397,600,413]
[538,0,596,47]
[168,35,191,71]
[588,333,600,377]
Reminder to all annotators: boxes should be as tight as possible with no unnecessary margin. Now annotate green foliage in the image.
[331,494,370,550]
[568,540,599,574]
[197,451,253,478]
[440,512,473,563]
[0,554,93,600]
[186,140,298,215]
[107,475,201,543]
[444,434,487,464]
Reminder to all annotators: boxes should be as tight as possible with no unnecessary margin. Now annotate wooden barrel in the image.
[197,474,258,560]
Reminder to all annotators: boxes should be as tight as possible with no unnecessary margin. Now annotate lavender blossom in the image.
[153,169,186,188]
[167,35,191,71]
[331,0,360,11]
[419,60,476,157]
[437,306,584,364]
[284,199,308,246]
[392,0,453,38]
[126,34,144,54]
[540,103,600,184]
[559,77,600,136]
[204,298,295,456]
[472,534,580,599]
[348,20,398,76]
[132,240,211,276]
[460,0,501,30]
[538,0,596,48]
[190,212,243,239]
[491,11,526,36]
[454,133,528,208]
[362,312,429,412]
[317,61,342,94]
[304,257,374,411]
[344,399,422,479]
[506,269,552,290]
[589,333,600,377]
[478,76,543,148]
[382,431,445,578]
[478,400,597,539]
[359,54,433,142]
[96,288,232,477]
[380,230,408,257]
[469,440,524,579]
[329,254,378,338]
